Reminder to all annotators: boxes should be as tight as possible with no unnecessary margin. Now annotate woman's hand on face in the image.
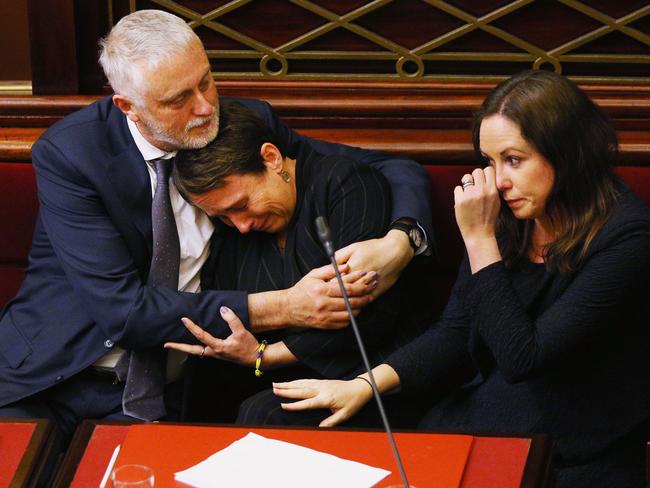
[164,306,259,366]
[286,263,378,329]
[273,378,374,427]
[454,166,501,244]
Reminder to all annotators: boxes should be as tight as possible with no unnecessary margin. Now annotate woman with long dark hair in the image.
[273,70,650,487]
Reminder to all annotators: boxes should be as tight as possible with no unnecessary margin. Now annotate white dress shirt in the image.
[94,117,214,382]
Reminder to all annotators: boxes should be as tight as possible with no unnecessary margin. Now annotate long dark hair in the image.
[473,70,621,273]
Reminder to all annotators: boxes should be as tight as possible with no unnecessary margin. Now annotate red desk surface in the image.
[70,424,130,487]
[116,424,473,487]
[0,422,36,488]
[67,423,546,488]
[0,419,53,488]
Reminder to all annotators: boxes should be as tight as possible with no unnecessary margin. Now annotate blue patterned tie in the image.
[122,158,180,421]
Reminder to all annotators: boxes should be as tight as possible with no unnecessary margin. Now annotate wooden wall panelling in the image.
[0,0,32,81]
[27,0,79,95]
[1,81,648,165]
[26,0,112,95]
[74,0,112,94]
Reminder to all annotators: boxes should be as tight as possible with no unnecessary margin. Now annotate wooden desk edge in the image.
[520,433,553,488]
[51,419,127,488]
[50,420,91,488]
[8,418,56,488]
[646,440,650,482]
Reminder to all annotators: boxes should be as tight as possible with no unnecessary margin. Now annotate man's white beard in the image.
[142,111,220,150]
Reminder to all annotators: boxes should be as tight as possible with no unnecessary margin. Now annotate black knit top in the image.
[387,187,650,473]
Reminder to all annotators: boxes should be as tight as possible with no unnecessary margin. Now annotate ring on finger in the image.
[461,175,475,189]
[200,346,206,358]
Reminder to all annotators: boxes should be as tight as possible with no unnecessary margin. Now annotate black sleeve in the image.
[385,256,477,392]
[468,225,650,383]
[282,159,397,377]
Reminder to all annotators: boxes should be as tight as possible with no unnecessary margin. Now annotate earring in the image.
[280,170,291,183]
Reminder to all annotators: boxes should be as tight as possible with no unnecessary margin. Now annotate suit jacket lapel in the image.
[107,147,153,252]
[103,107,153,256]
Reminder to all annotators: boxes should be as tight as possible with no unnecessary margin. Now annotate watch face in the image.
[409,228,423,249]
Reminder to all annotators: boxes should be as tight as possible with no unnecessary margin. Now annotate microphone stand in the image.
[315,217,411,488]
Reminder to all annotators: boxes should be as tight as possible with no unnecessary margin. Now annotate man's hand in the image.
[284,263,378,329]
[335,230,413,298]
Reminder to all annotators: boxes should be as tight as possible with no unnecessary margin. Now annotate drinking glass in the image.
[111,464,155,487]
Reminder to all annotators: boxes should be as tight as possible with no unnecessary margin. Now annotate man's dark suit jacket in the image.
[0,95,432,407]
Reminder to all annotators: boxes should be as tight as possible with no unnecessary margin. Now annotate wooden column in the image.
[27,0,78,95]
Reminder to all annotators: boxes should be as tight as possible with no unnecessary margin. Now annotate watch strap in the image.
[389,221,418,251]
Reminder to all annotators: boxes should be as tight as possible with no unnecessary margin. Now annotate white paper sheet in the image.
[174,432,391,488]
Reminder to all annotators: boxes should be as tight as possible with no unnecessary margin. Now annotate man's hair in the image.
[174,102,284,196]
[473,69,621,273]
[98,10,200,103]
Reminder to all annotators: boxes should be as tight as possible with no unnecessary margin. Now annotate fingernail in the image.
[359,271,367,277]
[220,306,229,315]
[369,280,378,289]
[181,318,190,326]
[371,271,379,279]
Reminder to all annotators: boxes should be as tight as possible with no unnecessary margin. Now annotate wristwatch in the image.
[389,219,424,254]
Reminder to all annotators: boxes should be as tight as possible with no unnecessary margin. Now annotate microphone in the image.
[315,216,335,257]
[315,216,411,488]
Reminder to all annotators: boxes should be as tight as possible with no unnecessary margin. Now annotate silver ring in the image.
[461,174,475,188]
[200,346,206,358]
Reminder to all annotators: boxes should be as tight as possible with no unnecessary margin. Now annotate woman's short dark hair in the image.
[473,70,621,273]
[174,101,283,195]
